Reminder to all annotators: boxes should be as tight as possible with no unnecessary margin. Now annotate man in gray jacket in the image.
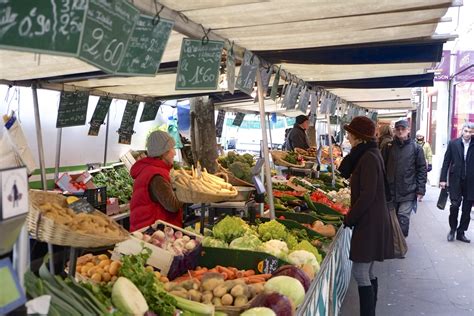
[286,115,310,151]
[382,119,427,237]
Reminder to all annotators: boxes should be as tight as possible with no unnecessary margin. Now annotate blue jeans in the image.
[394,200,416,237]
[352,261,375,287]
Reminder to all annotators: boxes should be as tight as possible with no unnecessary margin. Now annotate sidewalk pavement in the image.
[340,185,474,316]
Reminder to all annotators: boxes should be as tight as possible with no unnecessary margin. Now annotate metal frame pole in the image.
[32,83,55,274]
[103,111,110,166]
[54,128,62,181]
[326,113,336,188]
[256,71,275,219]
[267,114,273,150]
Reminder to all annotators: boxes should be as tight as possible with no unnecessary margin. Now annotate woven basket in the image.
[217,163,253,187]
[271,150,306,168]
[27,190,129,248]
[173,181,238,204]
[294,148,317,161]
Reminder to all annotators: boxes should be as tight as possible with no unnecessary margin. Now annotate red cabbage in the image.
[249,292,293,316]
[272,265,311,292]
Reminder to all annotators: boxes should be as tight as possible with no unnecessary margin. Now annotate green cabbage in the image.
[212,216,248,243]
[229,234,263,251]
[257,220,287,242]
[202,237,228,248]
[264,276,306,307]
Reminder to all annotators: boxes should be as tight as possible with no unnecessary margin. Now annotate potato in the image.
[145,265,154,272]
[221,294,233,306]
[230,284,246,297]
[98,259,110,268]
[109,261,120,275]
[201,291,213,304]
[212,297,222,306]
[75,265,82,273]
[213,284,228,298]
[234,295,248,307]
[188,289,202,302]
[91,273,102,282]
[103,265,110,273]
[87,267,98,277]
[102,272,111,282]
[170,290,188,299]
[201,276,224,292]
[160,276,169,283]
[154,271,162,279]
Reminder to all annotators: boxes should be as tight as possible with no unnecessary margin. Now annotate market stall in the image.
[0,0,455,315]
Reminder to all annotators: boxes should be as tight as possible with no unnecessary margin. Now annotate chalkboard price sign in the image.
[56,91,89,128]
[236,50,259,96]
[176,38,224,90]
[139,100,161,122]
[79,0,139,73]
[116,14,174,76]
[232,113,245,127]
[215,109,226,138]
[88,97,111,136]
[0,0,87,55]
[298,88,310,113]
[118,100,139,144]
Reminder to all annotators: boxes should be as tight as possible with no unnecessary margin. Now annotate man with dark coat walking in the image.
[382,119,427,238]
[440,122,474,243]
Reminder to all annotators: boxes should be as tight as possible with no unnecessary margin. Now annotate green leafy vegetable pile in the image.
[93,166,133,204]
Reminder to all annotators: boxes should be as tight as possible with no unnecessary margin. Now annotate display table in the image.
[298,227,352,316]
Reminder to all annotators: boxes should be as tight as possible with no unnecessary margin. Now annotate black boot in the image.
[456,232,471,243]
[447,229,455,242]
[358,286,375,316]
[370,278,378,309]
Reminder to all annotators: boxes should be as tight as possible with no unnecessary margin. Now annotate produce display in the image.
[310,191,349,215]
[218,152,255,183]
[302,220,337,238]
[131,225,199,256]
[327,187,351,208]
[38,200,124,237]
[93,166,134,204]
[282,151,302,165]
[163,267,270,308]
[202,216,323,278]
[171,167,238,199]
[294,147,317,158]
[74,253,122,284]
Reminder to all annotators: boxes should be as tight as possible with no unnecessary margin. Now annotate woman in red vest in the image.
[129,131,183,231]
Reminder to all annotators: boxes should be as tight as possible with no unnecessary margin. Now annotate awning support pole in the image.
[326,113,336,188]
[267,114,273,149]
[54,128,62,182]
[256,71,275,219]
[32,83,55,274]
[103,111,110,166]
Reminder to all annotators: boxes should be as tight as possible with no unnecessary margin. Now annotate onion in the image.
[152,230,165,241]
[184,240,197,251]
[174,231,183,239]
[182,235,191,242]
[164,226,174,237]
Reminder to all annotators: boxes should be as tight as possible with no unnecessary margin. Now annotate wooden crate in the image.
[120,150,147,170]
[112,220,202,278]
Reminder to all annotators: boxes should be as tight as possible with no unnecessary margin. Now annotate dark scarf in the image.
[338,140,377,179]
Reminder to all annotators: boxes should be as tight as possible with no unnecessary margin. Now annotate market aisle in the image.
[340,185,474,316]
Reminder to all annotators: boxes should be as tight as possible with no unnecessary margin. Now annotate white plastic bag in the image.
[3,114,36,174]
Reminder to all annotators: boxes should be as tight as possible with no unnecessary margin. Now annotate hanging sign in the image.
[56,91,89,128]
[371,112,378,121]
[139,100,161,122]
[0,0,87,55]
[0,167,28,221]
[117,100,139,144]
[319,95,329,114]
[329,97,338,115]
[226,49,236,94]
[176,38,224,90]
[215,109,226,138]
[236,50,259,96]
[116,14,174,76]
[79,0,139,74]
[309,92,318,125]
[281,82,292,108]
[232,112,245,127]
[298,87,310,113]
[286,84,300,110]
[0,258,27,315]
[254,65,273,102]
[88,97,111,136]
[270,67,281,101]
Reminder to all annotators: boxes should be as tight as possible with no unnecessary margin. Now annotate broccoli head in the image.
[229,161,252,182]
[243,153,255,166]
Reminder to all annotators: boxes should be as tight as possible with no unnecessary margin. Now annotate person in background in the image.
[286,115,310,150]
[339,116,394,316]
[378,125,393,151]
[382,119,427,238]
[415,130,433,172]
[439,122,474,243]
[130,131,183,231]
[282,127,292,150]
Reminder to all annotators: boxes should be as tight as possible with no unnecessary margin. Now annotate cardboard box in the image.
[112,220,202,279]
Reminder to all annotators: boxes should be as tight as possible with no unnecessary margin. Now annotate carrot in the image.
[255,273,272,280]
[236,271,245,278]
[245,276,265,284]
[243,270,255,277]
[192,268,208,276]
[208,268,218,273]
[217,266,236,279]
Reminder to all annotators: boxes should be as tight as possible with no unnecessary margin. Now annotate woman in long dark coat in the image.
[338,116,394,316]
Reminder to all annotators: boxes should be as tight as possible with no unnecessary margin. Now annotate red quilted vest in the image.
[129,157,183,232]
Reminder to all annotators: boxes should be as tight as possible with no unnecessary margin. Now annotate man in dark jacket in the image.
[440,122,474,243]
[382,119,427,237]
[287,115,310,150]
